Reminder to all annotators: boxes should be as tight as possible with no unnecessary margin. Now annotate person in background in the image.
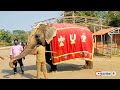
[21,42,27,60]
[34,39,48,79]
[10,39,24,74]
[21,42,27,49]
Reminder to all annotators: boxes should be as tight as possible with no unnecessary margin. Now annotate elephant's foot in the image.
[84,61,93,69]
[83,65,89,69]
[49,66,57,72]
[49,69,57,73]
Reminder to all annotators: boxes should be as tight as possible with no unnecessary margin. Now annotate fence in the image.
[94,41,120,56]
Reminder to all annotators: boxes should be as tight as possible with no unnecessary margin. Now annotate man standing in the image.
[10,39,24,74]
[34,38,48,79]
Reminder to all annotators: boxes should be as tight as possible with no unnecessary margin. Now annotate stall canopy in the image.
[93,27,118,35]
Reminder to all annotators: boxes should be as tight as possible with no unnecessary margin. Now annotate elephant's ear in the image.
[45,25,57,44]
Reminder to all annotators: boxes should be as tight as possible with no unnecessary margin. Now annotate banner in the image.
[51,23,93,64]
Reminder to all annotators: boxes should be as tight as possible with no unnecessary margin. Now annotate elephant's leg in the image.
[45,53,57,72]
[46,59,57,72]
[45,44,57,72]
[86,60,93,69]
[84,60,93,69]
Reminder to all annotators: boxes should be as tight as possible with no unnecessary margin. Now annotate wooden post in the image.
[72,11,75,24]
[96,35,98,54]
[101,35,103,54]
[103,34,105,55]
[93,26,97,54]
[110,34,113,57]
[95,35,97,54]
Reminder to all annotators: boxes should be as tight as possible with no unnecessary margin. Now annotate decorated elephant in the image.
[9,23,94,72]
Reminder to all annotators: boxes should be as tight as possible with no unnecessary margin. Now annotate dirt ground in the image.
[0,48,120,79]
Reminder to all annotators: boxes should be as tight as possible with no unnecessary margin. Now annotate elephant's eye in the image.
[35,34,39,38]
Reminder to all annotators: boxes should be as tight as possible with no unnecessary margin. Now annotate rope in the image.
[45,51,57,53]
[29,49,57,53]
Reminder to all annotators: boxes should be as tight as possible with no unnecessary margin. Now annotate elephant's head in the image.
[9,23,57,68]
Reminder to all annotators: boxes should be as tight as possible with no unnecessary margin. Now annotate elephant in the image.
[9,23,93,72]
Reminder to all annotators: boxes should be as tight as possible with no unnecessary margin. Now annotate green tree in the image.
[12,30,28,42]
[0,29,12,46]
[106,11,120,26]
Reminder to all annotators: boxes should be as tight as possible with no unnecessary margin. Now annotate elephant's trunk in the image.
[9,42,37,68]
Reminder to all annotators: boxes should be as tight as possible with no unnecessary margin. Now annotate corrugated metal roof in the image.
[93,27,120,35]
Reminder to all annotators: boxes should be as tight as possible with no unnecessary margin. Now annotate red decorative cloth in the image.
[50,23,93,64]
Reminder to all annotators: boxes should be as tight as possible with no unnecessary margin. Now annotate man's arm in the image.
[34,48,37,55]
[34,46,39,55]
[10,47,13,60]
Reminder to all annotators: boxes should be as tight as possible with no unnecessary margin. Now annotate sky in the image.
[0,11,61,32]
